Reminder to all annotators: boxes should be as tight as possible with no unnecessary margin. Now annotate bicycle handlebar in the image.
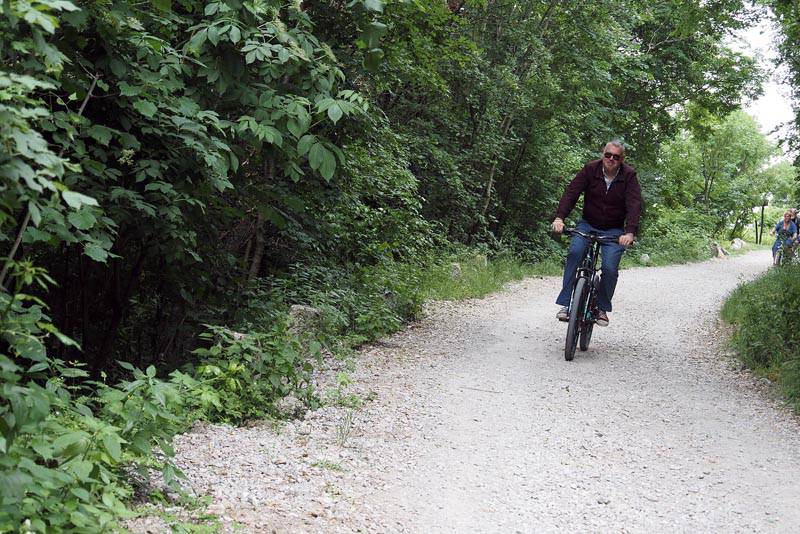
[562,228,628,244]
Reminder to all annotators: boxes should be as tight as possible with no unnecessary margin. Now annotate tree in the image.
[652,110,782,236]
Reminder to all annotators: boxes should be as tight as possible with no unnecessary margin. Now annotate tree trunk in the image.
[248,213,266,281]
[246,158,274,281]
[729,213,742,240]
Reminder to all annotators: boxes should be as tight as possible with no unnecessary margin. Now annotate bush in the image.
[0,359,185,533]
[629,208,715,265]
[721,264,800,407]
[0,263,186,532]
[415,249,549,301]
[176,324,317,424]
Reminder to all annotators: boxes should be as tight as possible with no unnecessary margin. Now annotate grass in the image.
[721,264,800,410]
[415,252,562,302]
[311,460,345,471]
[129,494,224,534]
[335,409,356,447]
[408,233,758,306]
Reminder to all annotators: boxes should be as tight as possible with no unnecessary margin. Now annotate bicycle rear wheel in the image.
[579,308,594,351]
[565,277,588,361]
[579,278,598,351]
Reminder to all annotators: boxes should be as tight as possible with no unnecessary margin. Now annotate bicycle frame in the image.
[568,229,616,316]
[573,238,602,313]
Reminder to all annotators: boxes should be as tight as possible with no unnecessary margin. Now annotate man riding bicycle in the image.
[551,140,642,327]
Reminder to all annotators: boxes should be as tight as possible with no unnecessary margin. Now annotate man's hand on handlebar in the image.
[619,233,634,247]
[551,218,565,234]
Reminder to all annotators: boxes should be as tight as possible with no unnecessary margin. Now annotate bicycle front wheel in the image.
[565,277,588,361]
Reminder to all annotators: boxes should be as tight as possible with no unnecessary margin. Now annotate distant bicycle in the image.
[561,229,621,361]
[773,230,796,266]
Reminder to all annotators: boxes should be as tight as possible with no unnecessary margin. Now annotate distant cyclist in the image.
[770,210,797,265]
[551,140,642,327]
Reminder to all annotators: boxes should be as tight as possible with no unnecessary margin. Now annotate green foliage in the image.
[0,0,791,529]
[177,324,317,424]
[767,0,800,160]
[0,262,315,531]
[1,0,374,373]
[264,262,423,348]
[0,263,186,532]
[721,264,800,408]
[415,250,551,301]
[628,208,715,265]
[649,111,779,233]
[0,0,771,373]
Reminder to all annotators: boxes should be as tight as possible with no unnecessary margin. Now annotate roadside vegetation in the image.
[722,264,800,409]
[1,0,799,531]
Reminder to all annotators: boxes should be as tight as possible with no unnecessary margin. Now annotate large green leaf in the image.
[133,99,157,118]
[0,471,33,500]
[102,433,123,462]
[287,119,306,139]
[53,431,89,453]
[319,148,336,181]
[308,142,325,170]
[297,134,316,156]
[363,48,385,71]
[67,209,97,230]
[62,191,99,209]
[84,243,109,263]
[229,25,241,43]
[87,125,114,146]
[327,103,343,124]
[150,0,172,10]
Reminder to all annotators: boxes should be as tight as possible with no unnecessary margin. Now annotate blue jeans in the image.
[555,219,626,312]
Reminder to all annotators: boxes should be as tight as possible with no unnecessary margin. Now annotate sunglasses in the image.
[603,152,622,161]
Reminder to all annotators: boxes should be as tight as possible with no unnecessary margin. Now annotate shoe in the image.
[556,306,569,321]
[595,310,609,327]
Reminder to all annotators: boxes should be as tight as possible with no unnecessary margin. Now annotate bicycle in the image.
[561,229,622,361]
[773,230,795,266]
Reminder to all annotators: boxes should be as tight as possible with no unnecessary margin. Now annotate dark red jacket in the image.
[555,159,642,235]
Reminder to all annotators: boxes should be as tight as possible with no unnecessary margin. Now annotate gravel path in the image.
[136,249,800,533]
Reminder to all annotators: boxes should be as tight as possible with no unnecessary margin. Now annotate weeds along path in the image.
[160,249,800,533]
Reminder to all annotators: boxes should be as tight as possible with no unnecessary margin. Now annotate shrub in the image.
[0,261,185,532]
[177,323,318,425]
[722,264,800,407]
[630,208,715,265]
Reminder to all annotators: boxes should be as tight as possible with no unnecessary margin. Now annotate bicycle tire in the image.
[579,306,593,351]
[565,277,588,361]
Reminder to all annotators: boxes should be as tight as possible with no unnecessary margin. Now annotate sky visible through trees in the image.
[736,13,794,149]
